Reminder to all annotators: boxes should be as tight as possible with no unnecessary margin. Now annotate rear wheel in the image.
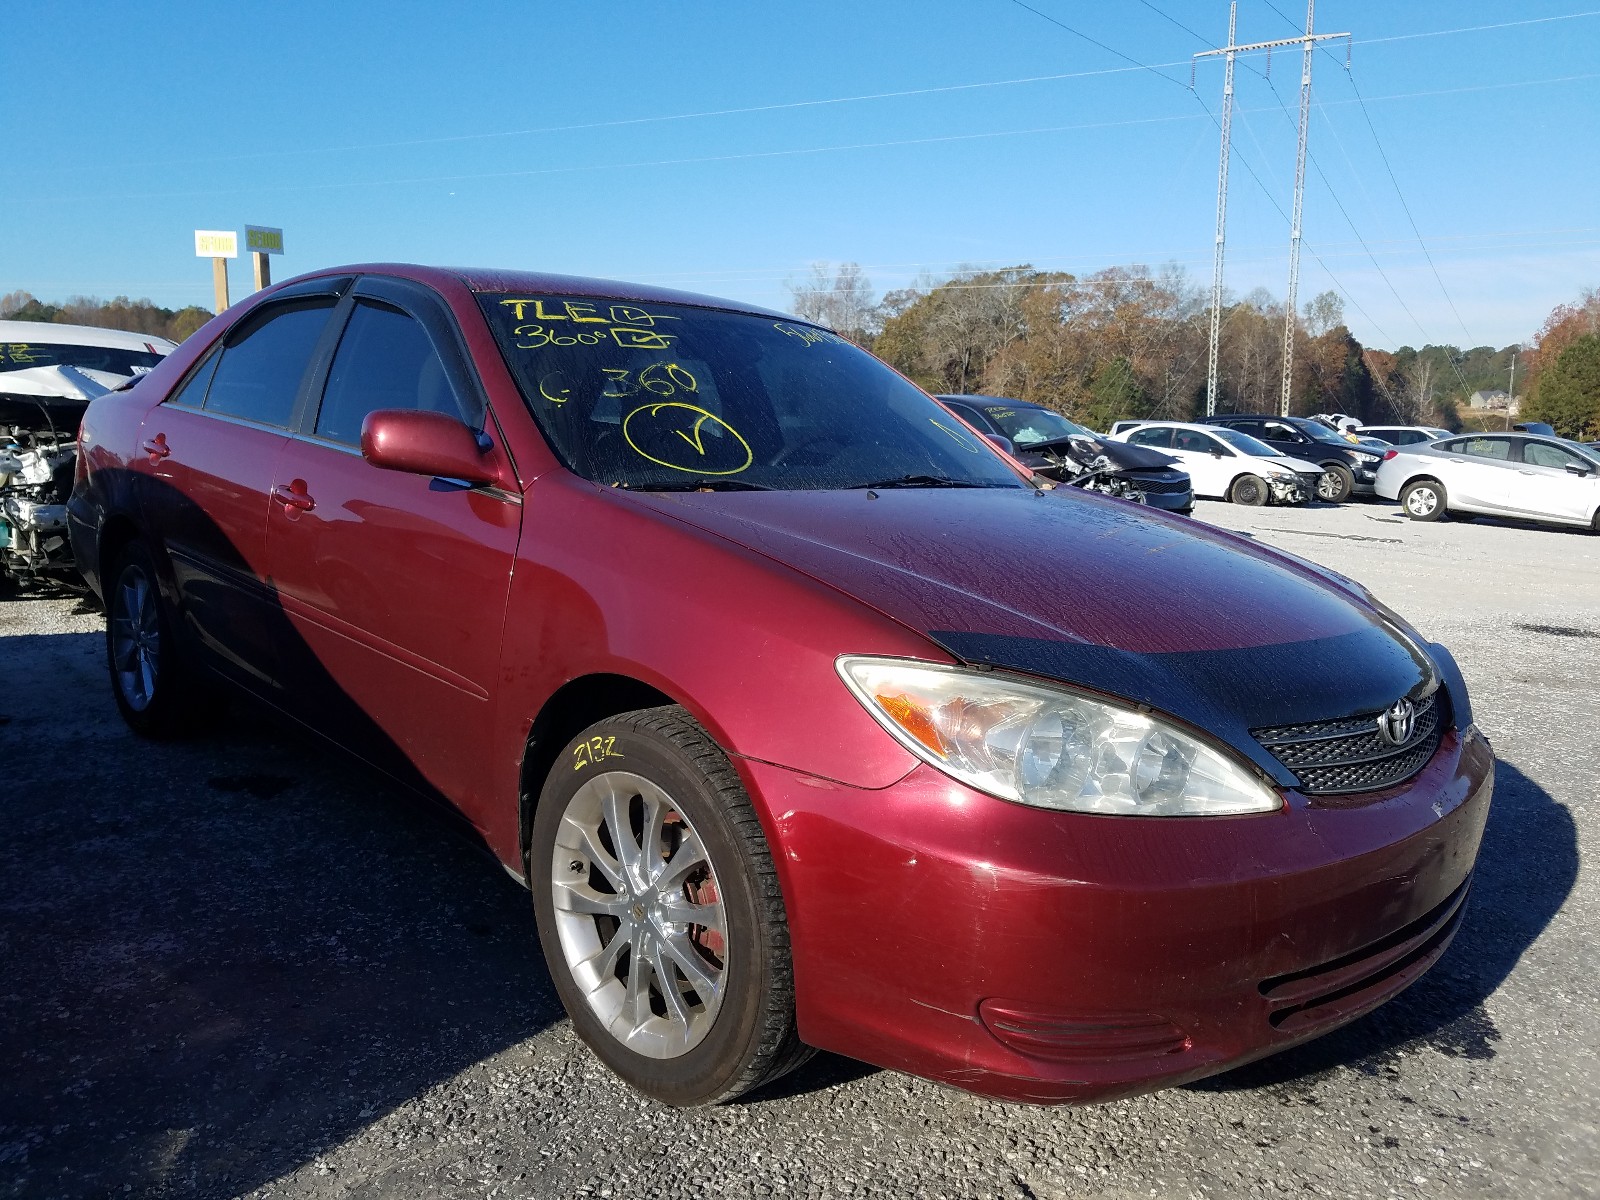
[105,540,216,738]
[1230,474,1268,506]
[1400,479,1448,522]
[530,706,809,1105]
[1316,464,1354,503]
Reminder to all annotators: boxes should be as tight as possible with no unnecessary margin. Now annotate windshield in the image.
[478,295,1027,491]
[1294,420,1349,445]
[0,340,165,376]
[974,403,1089,447]
[1214,428,1284,457]
[1560,437,1600,467]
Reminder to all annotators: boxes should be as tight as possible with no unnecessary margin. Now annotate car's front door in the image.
[1511,440,1600,522]
[136,286,345,692]
[1166,428,1234,497]
[262,276,522,816]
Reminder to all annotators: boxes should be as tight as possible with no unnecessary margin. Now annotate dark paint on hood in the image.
[636,487,1440,779]
[1022,435,1180,472]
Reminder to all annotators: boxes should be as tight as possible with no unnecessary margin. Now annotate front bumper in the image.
[744,724,1493,1103]
[1351,464,1380,494]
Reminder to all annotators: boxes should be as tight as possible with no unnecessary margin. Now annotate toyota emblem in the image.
[1376,698,1417,746]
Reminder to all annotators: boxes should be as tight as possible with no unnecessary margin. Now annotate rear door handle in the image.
[272,480,315,512]
[141,434,171,462]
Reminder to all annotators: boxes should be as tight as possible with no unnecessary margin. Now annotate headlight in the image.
[837,657,1282,816]
[1265,467,1295,479]
[1353,452,1382,464]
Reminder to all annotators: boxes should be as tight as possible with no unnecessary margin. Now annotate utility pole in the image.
[1506,351,1517,430]
[1199,3,1238,417]
[1195,5,1348,416]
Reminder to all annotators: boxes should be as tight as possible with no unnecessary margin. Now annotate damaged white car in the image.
[0,321,176,586]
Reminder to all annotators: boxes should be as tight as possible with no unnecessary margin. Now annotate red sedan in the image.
[68,266,1492,1106]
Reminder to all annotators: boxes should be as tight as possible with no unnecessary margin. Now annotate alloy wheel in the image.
[110,565,160,712]
[550,770,728,1059]
[1405,486,1439,517]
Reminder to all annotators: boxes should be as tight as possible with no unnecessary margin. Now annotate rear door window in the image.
[1127,426,1173,449]
[314,301,468,446]
[203,299,337,428]
[1455,437,1514,461]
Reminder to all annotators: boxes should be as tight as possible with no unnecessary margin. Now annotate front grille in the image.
[1125,474,1190,495]
[1253,691,1446,794]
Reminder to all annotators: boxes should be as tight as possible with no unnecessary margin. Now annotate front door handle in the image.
[271,480,315,512]
[141,434,171,463]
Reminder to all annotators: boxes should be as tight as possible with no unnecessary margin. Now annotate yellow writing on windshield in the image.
[929,417,983,453]
[538,371,574,404]
[623,402,753,476]
[773,322,849,348]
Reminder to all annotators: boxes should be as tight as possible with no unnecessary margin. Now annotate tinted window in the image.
[1127,426,1172,449]
[1523,441,1587,470]
[203,299,335,427]
[1221,419,1265,436]
[1453,437,1513,461]
[1212,427,1279,457]
[1261,421,1305,442]
[164,349,221,411]
[1175,430,1223,454]
[943,402,991,433]
[477,295,1026,492]
[315,301,466,445]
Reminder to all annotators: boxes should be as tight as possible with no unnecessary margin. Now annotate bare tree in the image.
[785,262,878,345]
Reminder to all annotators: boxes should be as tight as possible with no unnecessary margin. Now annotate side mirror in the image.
[983,433,1017,456]
[1565,461,1593,476]
[1210,448,1225,458]
[361,409,501,486]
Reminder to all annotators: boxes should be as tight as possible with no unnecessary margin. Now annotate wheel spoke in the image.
[639,793,669,886]
[649,942,694,1029]
[554,883,633,919]
[657,894,723,934]
[571,821,625,890]
[600,786,644,887]
[660,930,720,998]
[626,928,655,1031]
[581,921,631,980]
[655,829,708,892]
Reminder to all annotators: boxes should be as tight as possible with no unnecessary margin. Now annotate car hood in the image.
[1271,455,1327,474]
[637,487,1439,782]
[1021,436,1181,471]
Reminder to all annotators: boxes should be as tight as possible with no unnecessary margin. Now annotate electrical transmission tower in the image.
[1195,2,1348,416]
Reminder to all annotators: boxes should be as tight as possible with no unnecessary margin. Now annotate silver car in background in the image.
[1376,432,1600,531]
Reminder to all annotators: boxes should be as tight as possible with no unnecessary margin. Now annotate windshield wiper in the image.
[629,478,775,492]
[848,474,995,490]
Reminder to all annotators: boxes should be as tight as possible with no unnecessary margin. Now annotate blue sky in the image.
[5,1,1598,350]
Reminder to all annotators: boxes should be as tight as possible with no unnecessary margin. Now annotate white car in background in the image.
[1376,432,1600,530]
[1354,424,1452,447]
[0,320,177,584]
[1113,421,1324,506]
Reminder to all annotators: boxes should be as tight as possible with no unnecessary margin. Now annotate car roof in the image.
[1121,421,1226,434]
[1205,413,1310,423]
[0,319,177,353]
[285,263,798,322]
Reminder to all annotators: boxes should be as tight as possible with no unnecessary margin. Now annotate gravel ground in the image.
[2,497,1596,1200]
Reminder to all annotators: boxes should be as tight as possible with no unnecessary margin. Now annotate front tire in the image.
[530,706,809,1105]
[1316,464,1355,503]
[105,539,215,738]
[1400,479,1448,521]
[1230,474,1269,506]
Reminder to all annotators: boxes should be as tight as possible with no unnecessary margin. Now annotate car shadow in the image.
[0,631,562,1199]
[1188,757,1576,1091]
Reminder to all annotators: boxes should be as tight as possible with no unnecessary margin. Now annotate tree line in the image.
[0,291,213,345]
[791,262,1600,438]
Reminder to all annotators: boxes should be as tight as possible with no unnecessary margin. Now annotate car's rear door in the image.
[262,275,522,815]
[1510,439,1600,523]
[136,281,347,691]
[1439,437,1516,512]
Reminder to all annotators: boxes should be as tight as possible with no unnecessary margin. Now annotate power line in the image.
[1004,0,1190,88]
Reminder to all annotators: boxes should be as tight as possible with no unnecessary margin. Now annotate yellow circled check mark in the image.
[674,412,716,455]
